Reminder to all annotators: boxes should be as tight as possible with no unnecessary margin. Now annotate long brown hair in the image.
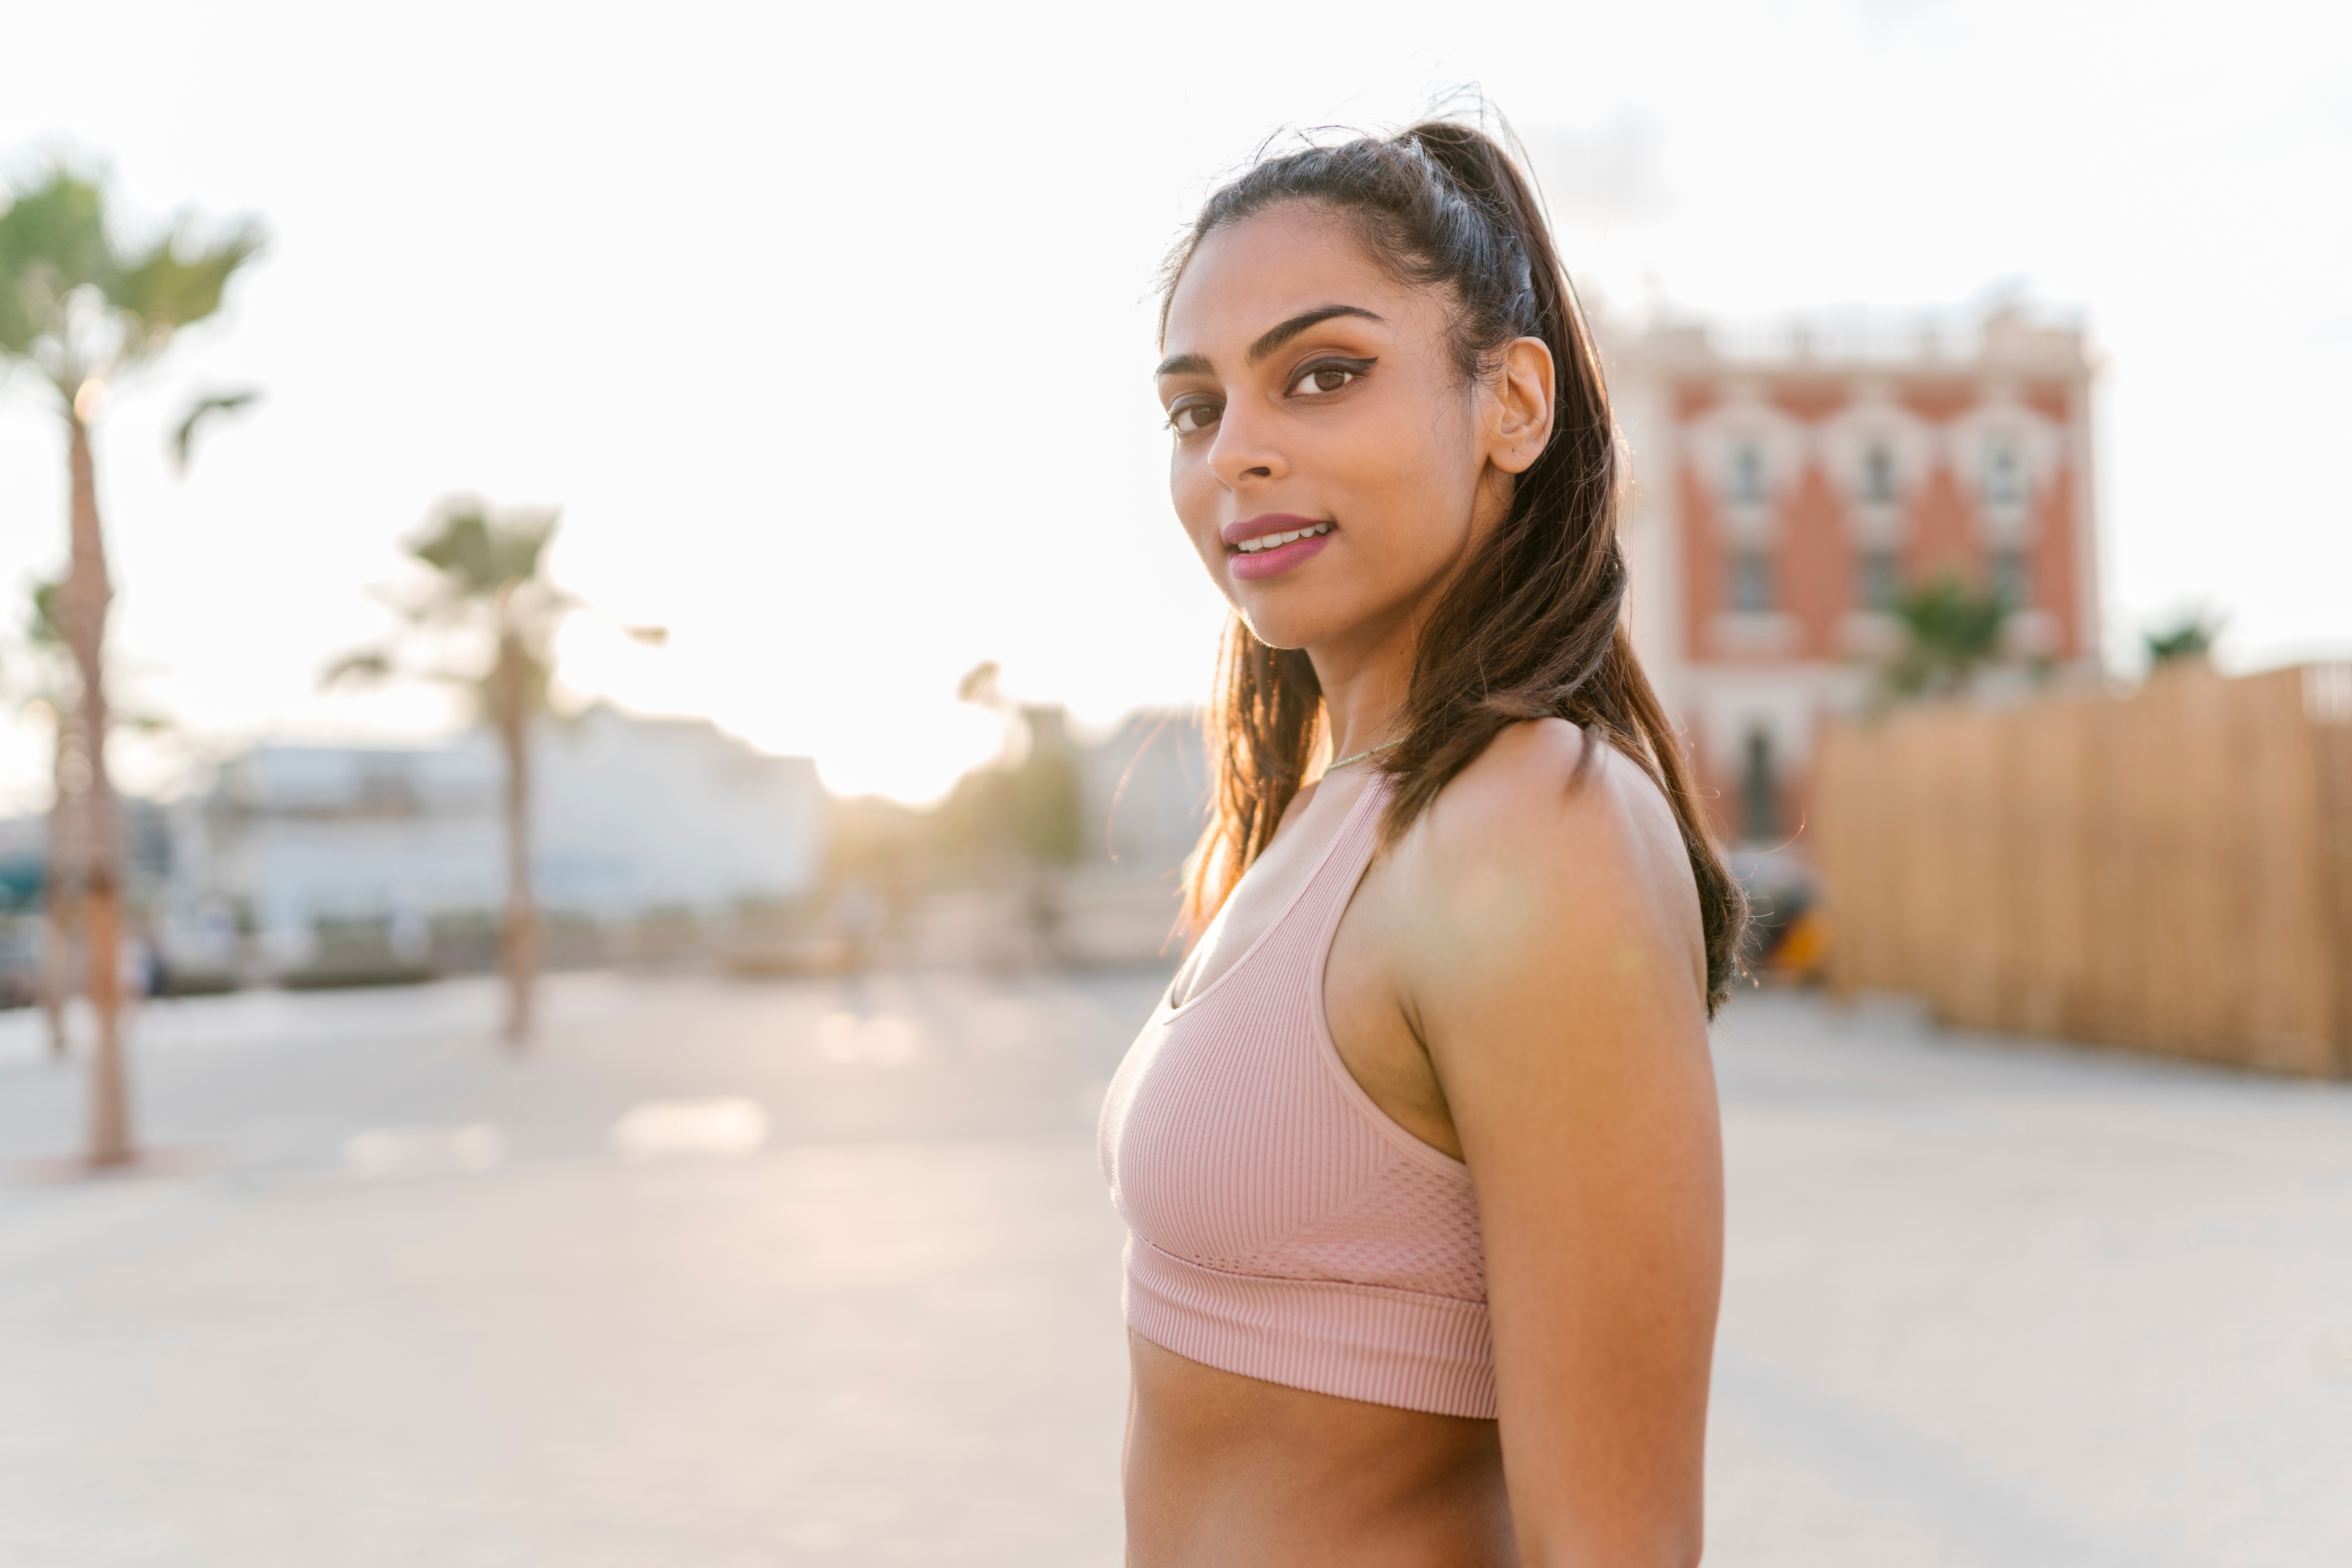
[1169,119,1748,1014]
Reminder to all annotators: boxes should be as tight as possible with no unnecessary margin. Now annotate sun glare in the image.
[810,698,1012,806]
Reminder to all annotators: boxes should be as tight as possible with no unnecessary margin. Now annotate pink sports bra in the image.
[1096,774,1494,1420]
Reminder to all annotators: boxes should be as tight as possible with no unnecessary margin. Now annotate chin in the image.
[1232,597,1349,653]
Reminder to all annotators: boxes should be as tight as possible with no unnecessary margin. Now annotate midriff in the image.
[1123,1332,1514,1568]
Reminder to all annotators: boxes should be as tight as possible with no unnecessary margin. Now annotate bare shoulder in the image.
[1422,718,1683,860]
[1389,719,1705,1004]
[1410,719,1693,903]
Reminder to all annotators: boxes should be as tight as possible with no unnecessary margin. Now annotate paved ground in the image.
[1,971,2347,1565]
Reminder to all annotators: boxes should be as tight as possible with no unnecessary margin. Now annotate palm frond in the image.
[320,648,396,690]
[25,577,64,649]
[2145,611,2222,665]
[0,167,111,358]
[112,218,266,363]
[407,497,560,596]
[170,388,262,474]
[958,661,1003,706]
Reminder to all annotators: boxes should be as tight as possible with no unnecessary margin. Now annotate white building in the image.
[163,704,824,972]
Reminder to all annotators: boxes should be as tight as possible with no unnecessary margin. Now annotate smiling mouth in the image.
[1230,522,1334,554]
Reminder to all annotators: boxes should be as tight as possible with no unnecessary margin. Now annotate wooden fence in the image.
[1813,662,2352,1076]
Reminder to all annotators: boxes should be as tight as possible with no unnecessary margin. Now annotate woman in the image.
[1097,120,1747,1567]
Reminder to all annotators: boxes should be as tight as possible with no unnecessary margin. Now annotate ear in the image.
[1486,336,1556,475]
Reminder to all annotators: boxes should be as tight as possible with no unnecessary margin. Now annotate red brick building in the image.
[1609,305,2100,846]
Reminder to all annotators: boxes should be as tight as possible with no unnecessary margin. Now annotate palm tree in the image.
[2144,611,2222,668]
[1882,574,2011,701]
[330,497,661,1045]
[0,163,261,1167]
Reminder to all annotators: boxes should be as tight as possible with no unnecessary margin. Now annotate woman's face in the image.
[1156,203,1552,655]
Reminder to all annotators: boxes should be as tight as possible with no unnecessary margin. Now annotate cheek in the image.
[1338,396,1479,551]
[1169,452,1227,564]
[1169,450,1211,524]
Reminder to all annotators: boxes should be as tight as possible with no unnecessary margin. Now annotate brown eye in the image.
[1169,401,1220,434]
[1289,365,1360,397]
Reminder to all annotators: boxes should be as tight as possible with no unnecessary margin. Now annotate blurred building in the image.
[1074,708,1209,884]
[1610,302,2099,845]
[162,704,823,977]
[880,706,1208,972]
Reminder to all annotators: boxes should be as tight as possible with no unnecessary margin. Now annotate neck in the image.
[1303,470,1513,769]
[1306,595,1421,771]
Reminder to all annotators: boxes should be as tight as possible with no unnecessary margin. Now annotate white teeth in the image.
[1235,523,1331,554]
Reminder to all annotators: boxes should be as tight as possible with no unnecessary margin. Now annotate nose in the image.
[1206,397,1285,490]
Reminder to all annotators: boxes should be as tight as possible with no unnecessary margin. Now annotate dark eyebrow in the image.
[1153,305,1387,381]
[1247,305,1384,364]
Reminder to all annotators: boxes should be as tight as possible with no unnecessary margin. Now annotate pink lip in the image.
[1223,513,1335,581]
[1230,531,1332,579]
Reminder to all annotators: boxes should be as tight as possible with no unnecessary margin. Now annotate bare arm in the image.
[1399,723,1722,1567]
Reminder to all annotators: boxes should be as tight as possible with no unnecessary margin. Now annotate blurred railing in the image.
[1814,663,2352,1076]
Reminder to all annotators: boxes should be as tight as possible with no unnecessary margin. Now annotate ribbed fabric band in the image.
[1125,1233,1497,1421]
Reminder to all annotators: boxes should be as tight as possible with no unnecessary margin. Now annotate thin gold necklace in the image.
[1326,737,1402,771]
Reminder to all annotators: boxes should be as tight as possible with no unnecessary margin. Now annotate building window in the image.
[1862,441,1896,505]
[1728,548,1774,613]
[1730,442,1767,505]
[1991,546,2032,609]
[1984,439,2027,508]
[1858,548,1901,611]
[1740,728,1778,844]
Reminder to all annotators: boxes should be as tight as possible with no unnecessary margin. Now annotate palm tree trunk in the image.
[42,706,88,1060]
[496,641,536,1047]
[62,407,132,1167]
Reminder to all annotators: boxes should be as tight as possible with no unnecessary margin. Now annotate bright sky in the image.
[1,0,2345,806]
